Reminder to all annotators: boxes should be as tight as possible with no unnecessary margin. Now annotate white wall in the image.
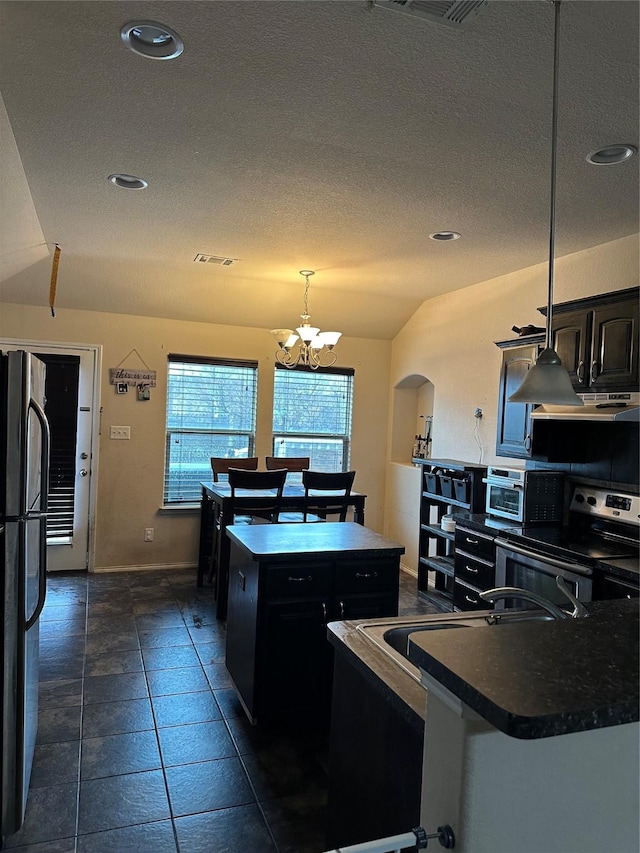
[0,303,391,571]
[385,233,639,571]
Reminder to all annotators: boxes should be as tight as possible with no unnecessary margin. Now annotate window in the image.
[164,355,258,504]
[272,366,354,471]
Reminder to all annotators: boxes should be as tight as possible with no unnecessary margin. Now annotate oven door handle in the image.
[494,537,593,577]
[482,478,523,489]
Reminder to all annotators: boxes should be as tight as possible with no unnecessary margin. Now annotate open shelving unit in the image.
[412,458,487,611]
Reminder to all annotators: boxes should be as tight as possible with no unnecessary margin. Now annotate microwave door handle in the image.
[494,538,592,577]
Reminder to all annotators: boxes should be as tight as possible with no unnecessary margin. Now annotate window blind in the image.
[272,366,353,471]
[164,355,258,503]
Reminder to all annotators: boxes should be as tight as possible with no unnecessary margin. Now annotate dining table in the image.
[197,480,367,618]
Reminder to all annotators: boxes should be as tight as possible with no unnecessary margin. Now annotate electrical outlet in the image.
[474,408,483,419]
[144,528,154,542]
[110,426,130,439]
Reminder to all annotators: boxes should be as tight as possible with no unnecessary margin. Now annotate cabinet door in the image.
[262,598,332,718]
[552,309,590,388]
[496,344,538,458]
[589,300,639,389]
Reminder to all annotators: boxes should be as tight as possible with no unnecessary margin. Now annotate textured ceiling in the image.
[0,1,638,339]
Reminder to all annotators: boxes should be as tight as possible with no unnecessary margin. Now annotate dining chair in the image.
[265,456,310,473]
[207,467,287,585]
[302,469,356,522]
[227,467,288,523]
[210,456,259,482]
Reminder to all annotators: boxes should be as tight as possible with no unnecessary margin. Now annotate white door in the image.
[0,338,101,571]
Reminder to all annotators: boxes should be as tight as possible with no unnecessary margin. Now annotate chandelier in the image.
[270,270,342,370]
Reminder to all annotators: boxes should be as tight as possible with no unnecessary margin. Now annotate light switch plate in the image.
[110,426,130,439]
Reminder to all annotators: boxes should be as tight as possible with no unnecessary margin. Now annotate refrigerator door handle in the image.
[25,518,47,630]
[29,397,50,513]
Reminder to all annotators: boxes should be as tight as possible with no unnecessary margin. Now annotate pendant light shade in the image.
[508,1,582,407]
[508,347,582,404]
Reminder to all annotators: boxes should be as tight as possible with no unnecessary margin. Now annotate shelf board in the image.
[418,588,453,611]
[421,524,455,541]
[421,492,470,509]
[419,555,455,576]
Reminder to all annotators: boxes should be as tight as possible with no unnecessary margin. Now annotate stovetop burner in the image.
[507,524,638,562]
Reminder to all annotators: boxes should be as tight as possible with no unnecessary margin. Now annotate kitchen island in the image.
[328,599,639,852]
[225,522,404,724]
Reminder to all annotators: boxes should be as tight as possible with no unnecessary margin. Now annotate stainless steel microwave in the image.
[483,467,564,524]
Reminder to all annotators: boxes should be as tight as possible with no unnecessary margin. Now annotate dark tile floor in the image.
[4,568,437,853]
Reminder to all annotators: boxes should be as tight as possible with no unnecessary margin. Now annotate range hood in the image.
[531,392,640,422]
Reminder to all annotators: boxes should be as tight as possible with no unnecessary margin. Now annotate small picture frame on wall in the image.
[137,383,151,401]
[116,383,129,394]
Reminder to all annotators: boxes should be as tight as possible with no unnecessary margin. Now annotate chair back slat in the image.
[265,456,310,472]
[302,470,356,522]
[228,467,287,522]
[210,456,258,482]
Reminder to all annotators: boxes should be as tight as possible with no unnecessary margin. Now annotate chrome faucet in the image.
[479,576,589,620]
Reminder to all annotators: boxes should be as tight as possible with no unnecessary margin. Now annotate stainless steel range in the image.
[493,483,639,609]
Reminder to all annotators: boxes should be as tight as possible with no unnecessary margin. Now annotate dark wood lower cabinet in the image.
[326,649,423,852]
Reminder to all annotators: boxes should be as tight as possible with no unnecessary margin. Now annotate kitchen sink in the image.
[354,610,555,685]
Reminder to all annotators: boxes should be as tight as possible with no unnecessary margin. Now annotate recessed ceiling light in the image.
[108,173,148,190]
[429,231,461,241]
[586,144,637,165]
[120,20,184,60]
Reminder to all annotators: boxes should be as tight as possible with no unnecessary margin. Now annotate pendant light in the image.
[509,0,583,406]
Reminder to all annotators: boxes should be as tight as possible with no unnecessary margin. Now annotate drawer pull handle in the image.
[339,600,345,618]
[465,594,478,604]
[288,575,312,583]
[355,571,378,579]
[465,565,478,574]
[321,601,327,625]
[465,537,478,545]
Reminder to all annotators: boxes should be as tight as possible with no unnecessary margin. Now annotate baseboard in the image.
[400,562,417,578]
[92,562,197,574]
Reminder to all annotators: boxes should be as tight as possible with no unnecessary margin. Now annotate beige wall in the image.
[385,233,639,571]
[0,304,391,571]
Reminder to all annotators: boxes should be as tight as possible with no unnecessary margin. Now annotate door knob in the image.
[79,468,88,477]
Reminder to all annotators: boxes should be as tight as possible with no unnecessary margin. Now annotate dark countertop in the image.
[226,521,405,562]
[407,598,639,740]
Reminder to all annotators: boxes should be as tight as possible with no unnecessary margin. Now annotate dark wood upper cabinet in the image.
[552,310,590,386]
[543,287,639,392]
[495,337,544,458]
[590,302,638,389]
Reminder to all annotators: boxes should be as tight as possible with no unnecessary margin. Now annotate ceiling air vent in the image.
[371,0,487,29]
[194,254,238,266]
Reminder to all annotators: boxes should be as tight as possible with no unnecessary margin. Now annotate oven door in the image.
[494,537,593,609]
[484,481,524,522]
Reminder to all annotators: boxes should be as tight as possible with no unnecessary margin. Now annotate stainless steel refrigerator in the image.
[1,350,49,839]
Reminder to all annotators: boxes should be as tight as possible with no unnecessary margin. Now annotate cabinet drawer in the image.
[455,527,495,563]
[454,550,495,590]
[334,592,398,621]
[453,579,491,612]
[334,558,399,594]
[265,563,333,598]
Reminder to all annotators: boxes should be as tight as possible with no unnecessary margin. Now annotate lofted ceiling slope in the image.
[0,1,638,339]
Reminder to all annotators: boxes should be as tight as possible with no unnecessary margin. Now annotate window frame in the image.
[272,364,354,472]
[164,354,258,505]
